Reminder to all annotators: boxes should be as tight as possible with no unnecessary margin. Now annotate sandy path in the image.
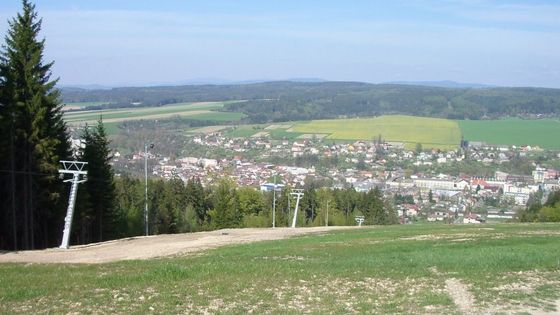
[0,226,354,264]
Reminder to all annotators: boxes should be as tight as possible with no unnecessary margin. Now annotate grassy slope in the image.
[458,118,560,149]
[292,115,461,150]
[1,224,559,314]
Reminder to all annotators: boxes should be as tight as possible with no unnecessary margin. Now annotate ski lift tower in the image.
[58,160,88,249]
[290,189,304,228]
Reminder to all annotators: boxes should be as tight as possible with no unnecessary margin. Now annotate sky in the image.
[1,0,559,88]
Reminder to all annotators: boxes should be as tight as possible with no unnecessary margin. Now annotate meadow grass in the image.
[292,115,461,150]
[1,223,559,314]
[458,118,560,150]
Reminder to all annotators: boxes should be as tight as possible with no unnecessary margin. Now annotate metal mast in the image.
[58,160,88,249]
[290,189,304,228]
[144,143,154,236]
[325,200,329,227]
[272,175,277,228]
[145,144,149,236]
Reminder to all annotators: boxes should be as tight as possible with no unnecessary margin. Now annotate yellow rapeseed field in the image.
[292,115,460,149]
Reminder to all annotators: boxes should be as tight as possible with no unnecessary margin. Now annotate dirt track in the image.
[0,227,355,264]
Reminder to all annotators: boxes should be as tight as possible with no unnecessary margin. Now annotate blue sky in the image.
[1,0,559,87]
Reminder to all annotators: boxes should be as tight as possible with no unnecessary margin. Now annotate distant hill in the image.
[61,81,560,123]
[61,84,114,90]
[385,80,495,89]
[61,78,328,88]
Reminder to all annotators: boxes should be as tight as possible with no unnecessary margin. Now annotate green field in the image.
[225,125,265,137]
[63,102,245,126]
[292,115,461,150]
[458,118,560,150]
[1,224,559,314]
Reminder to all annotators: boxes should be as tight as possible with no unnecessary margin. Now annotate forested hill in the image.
[62,81,560,122]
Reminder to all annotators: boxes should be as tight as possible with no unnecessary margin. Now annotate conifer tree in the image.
[185,177,207,225]
[76,117,117,243]
[209,179,241,228]
[0,0,70,250]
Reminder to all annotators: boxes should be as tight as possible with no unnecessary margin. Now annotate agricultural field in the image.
[222,124,301,139]
[63,101,113,111]
[63,101,245,126]
[226,125,264,138]
[292,115,461,150]
[458,118,560,150]
[1,224,559,314]
[187,125,229,134]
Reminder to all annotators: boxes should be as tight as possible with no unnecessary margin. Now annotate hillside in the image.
[1,224,559,314]
[61,81,560,123]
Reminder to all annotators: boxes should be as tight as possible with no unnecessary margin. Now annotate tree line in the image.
[518,190,560,222]
[61,81,560,122]
[108,176,399,238]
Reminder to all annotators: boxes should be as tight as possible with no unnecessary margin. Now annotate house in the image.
[404,204,419,217]
[463,213,484,224]
[260,183,285,192]
[455,179,470,190]
[427,211,447,222]
[200,158,218,169]
[503,183,538,205]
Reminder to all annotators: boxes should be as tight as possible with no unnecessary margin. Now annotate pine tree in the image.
[0,0,70,250]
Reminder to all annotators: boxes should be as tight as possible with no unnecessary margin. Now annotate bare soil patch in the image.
[445,278,475,314]
[0,226,354,264]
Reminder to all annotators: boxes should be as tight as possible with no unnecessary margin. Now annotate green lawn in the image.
[458,118,560,149]
[292,115,461,150]
[1,224,559,314]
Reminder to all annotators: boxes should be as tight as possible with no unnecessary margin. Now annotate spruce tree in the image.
[78,117,117,243]
[186,177,207,225]
[0,0,70,250]
[209,179,241,228]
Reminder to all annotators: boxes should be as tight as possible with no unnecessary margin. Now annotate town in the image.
[107,128,560,224]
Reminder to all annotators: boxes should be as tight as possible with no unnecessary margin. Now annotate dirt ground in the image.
[0,226,354,264]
